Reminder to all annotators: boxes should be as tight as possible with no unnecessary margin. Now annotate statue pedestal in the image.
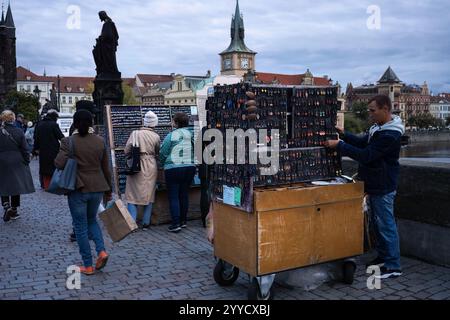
[93,75,124,125]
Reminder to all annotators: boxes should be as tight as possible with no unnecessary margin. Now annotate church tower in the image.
[0,1,17,103]
[220,0,256,77]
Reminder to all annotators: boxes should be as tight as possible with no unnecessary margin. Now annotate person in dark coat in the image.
[325,95,405,280]
[14,113,27,133]
[33,109,64,190]
[198,126,211,228]
[0,110,35,222]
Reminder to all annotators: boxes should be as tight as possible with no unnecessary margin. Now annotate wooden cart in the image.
[213,181,365,300]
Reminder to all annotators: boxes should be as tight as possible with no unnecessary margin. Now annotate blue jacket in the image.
[338,116,405,195]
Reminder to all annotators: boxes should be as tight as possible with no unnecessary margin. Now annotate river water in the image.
[400,141,450,159]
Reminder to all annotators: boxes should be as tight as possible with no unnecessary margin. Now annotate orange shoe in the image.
[79,266,95,275]
[95,251,109,271]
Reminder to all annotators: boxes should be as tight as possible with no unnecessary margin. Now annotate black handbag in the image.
[125,131,141,176]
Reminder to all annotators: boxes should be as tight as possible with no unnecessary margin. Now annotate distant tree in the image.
[86,81,95,95]
[122,83,139,105]
[435,118,445,128]
[352,102,369,122]
[446,116,450,127]
[85,82,138,106]
[344,114,366,134]
[408,113,443,128]
[3,91,40,122]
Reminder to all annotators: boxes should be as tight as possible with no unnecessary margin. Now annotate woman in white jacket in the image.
[125,111,160,230]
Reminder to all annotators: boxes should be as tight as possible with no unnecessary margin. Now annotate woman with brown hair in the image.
[55,110,112,275]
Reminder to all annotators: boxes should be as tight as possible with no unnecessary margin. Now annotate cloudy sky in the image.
[9,0,450,93]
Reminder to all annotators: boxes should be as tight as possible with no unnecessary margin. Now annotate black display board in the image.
[206,84,342,212]
[105,105,199,195]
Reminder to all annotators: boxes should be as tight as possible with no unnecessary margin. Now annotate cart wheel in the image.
[343,261,356,285]
[214,259,239,286]
[248,278,274,300]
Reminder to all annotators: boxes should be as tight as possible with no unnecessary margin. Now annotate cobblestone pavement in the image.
[1,160,449,300]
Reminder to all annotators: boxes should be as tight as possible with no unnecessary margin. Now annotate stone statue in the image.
[41,99,52,116]
[50,86,59,112]
[92,11,120,78]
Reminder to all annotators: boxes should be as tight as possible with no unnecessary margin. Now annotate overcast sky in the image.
[9,0,450,93]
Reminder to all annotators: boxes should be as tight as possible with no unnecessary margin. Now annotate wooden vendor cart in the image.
[213,181,365,300]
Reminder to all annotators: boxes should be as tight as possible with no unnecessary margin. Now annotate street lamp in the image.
[57,75,61,112]
[33,85,42,121]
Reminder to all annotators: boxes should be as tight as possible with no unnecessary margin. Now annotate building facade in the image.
[142,82,172,106]
[17,67,53,107]
[133,73,174,103]
[17,67,175,115]
[164,73,212,107]
[346,67,431,121]
[17,67,94,115]
[0,3,16,104]
[430,95,450,122]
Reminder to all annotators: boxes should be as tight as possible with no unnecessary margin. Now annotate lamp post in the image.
[33,85,42,122]
[57,75,61,113]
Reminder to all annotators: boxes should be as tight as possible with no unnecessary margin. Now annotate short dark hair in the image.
[369,95,392,111]
[173,112,189,128]
[73,110,93,137]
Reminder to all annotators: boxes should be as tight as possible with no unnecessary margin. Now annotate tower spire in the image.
[1,2,5,25]
[221,0,255,54]
[5,0,14,28]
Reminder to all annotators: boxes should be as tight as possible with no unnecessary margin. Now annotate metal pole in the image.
[57,75,61,112]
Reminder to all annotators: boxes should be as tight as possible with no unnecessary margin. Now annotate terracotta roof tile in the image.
[17,67,138,94]
[136,74,174,87]
[255,72,331,86]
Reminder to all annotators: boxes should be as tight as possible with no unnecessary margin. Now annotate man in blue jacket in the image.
[325,95,405,279]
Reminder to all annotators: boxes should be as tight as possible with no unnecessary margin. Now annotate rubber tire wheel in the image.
[343,261,356,285]
[247,278,274,300]
[214,260,239,286]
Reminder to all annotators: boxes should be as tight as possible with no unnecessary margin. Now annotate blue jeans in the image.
[369,191,401,270]
[127,203,153,225]
[68,191,105,267]
[165,167,196,227]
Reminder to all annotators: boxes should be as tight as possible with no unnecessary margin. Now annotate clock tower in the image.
[220,0,256,77]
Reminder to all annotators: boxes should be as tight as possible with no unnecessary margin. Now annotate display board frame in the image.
[104,104,198,196]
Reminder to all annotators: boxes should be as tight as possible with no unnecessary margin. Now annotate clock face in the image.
[241,58,249,69]
[224,59,232,70]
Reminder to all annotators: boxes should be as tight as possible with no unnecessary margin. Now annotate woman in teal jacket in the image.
[160,112,196,233]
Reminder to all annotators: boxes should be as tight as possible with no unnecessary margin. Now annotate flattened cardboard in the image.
[99,199,138,242]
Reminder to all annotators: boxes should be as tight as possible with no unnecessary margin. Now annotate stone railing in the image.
[342,158,450,267]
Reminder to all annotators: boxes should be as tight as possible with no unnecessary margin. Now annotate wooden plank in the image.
[151,188,201,225]
[257,206,316,275]
[214,202,257,276]
[104,105,120,197]
[313,199,364,263]
[254,182,364,212]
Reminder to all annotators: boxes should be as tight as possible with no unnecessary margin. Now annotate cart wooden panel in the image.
[214,182,364,277]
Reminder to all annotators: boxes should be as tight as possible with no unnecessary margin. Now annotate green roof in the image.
[221,0,255,54]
